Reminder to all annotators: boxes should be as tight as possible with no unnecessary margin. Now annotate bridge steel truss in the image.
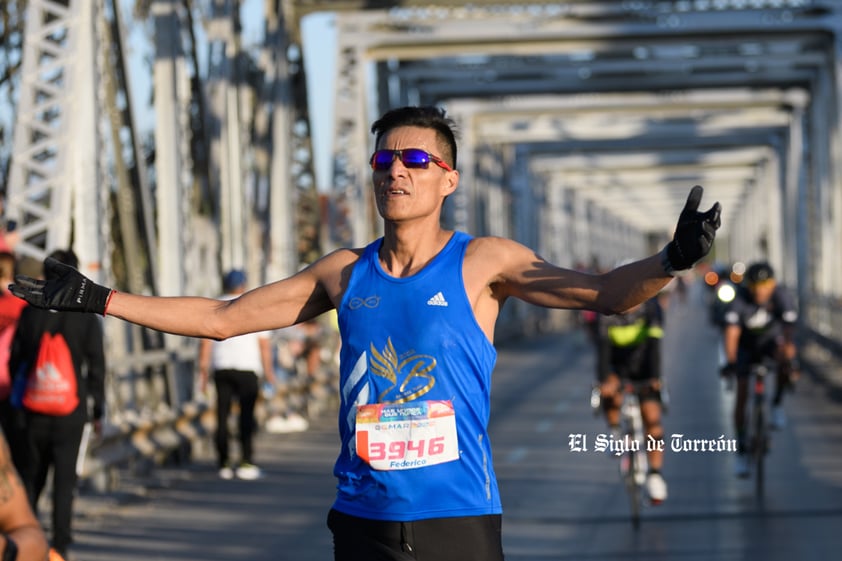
[291,0,842,339]
[6,0,109,277]
[5,0,325,478]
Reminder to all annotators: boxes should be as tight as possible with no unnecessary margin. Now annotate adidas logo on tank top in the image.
[426,292,448,307]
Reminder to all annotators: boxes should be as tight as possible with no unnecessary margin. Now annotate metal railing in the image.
[804,294,842,359]
[81,323,341,490]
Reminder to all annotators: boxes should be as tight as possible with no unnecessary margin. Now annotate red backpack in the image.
[22,331,78,416]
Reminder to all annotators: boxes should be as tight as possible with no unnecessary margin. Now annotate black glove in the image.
[662,185,722,274]
[9,257,112,315]
[720,362,738,379]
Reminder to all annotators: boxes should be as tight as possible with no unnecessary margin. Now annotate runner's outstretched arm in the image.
[490,185,721,314]
[9,252,346,339]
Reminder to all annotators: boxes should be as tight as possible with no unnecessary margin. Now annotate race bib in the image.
[355,400,460,470]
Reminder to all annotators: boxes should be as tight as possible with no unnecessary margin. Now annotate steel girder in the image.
[311,1,840,301]
[7,0,160,296]
[445,88,807,234]
[6,0,108,279]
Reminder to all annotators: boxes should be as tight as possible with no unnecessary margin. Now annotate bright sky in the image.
[300,12,337,191]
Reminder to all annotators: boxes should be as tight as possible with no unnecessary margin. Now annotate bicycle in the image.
[591,379,657,529]
[746,358,776,500]
[618,380,650,529]
[590,378,669,530]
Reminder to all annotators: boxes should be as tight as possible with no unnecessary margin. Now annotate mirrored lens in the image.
[370,149,433,170]
[371,151,395,169]
[400,149,431,167]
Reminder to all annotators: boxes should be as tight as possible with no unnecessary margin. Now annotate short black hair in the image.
[370,106,458,169]
[746,261,774,284]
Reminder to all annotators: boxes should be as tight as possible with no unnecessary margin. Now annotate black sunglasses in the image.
[369,148,453,172]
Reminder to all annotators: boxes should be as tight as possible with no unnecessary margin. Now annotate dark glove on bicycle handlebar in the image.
[9,257,112,315]
[662,185,722,274]
[720,362,738,379]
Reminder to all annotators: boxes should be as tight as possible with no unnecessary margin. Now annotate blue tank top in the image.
[333,231,500,521]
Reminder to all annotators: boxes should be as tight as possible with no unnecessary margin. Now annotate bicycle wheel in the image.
[623,449,642,529]
[753,400,766,499]
[619,388,645,529]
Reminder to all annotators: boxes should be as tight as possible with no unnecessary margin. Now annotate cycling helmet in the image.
[745,261,774,284]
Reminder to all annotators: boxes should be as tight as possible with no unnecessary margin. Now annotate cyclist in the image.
[721,261,799,478]
[596,293,668,503]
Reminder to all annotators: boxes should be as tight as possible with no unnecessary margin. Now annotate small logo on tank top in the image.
[426,292,448,307]
[349,295,380,309]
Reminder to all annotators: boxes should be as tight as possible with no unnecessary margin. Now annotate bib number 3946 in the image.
[355,400,460,471]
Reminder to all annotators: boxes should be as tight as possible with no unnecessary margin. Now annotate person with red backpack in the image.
[8,249,105,561]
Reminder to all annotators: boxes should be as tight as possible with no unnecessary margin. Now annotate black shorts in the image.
[634,381,663,404]
[736,339,780,378]
[604,373,663,404]
[327,508,504,561]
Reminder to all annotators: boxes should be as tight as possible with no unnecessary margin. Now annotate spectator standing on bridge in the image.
[8,249,105,561]
[0,200,20,254]
[0,252,28,472]
[0,427,50,561]
[8,106,721,561]
[198,269,276,481]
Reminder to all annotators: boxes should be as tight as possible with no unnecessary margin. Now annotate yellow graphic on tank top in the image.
[369,337,436,404]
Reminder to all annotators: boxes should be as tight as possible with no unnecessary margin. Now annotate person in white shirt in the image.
[198,270,276,480]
